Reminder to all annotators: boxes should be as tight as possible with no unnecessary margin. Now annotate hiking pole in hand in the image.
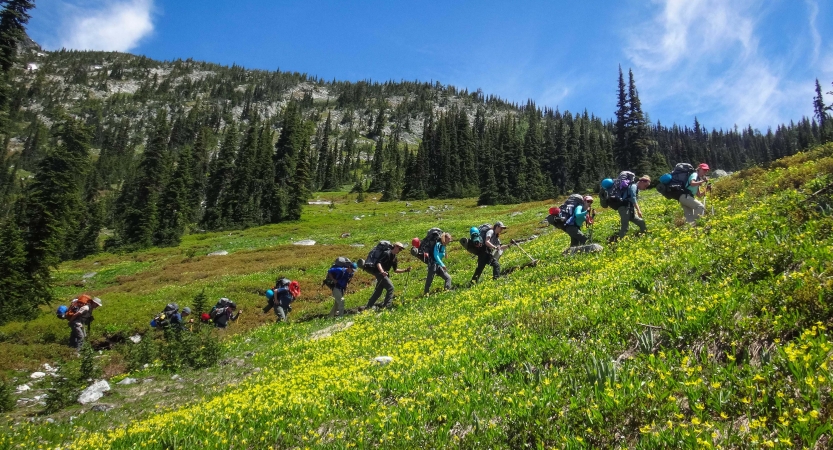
[402,267,413,302]
[511,239,538,266]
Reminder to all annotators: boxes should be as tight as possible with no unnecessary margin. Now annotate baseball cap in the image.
[639,175,651,182]
[393,242,406,249]
[698,163,710,171]
[583,195,594,203]
[494,221,507,229]
[350,262,358,270]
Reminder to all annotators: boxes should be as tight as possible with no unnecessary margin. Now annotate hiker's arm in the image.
[634,201,643,218]
[376,262,386,276]
[394,267,411,273]
[433,243,445,268]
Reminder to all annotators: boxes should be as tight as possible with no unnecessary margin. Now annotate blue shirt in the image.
[687,173,699,196]
[432,242,447,268]
[327,267,354,289]
[625,183,639,205]
[573,205,587,227]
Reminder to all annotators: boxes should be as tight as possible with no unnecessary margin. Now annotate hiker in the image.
[610,175,650,242]
[470,222,509,284]
[365,242,412,310]
[151,303,193,331]
[563,195,593,247]
[326,261,357,317]
[212,298,241,328]
[424,232,453,295]
[264,278,299,322]
[64,295,102,350]
[679,163,710,224]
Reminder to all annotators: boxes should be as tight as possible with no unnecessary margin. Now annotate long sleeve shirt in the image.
[432,242,447,268]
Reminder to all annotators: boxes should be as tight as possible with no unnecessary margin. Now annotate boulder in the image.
[30,372,46,379]
[293,239,316,246]
[208,250,228,256]
[116,377,138,385]
[16,384,30,393]
[128,334,142,344]
[374,356,393,365]
[77,380,110,405]
[82,272,97,279]
[563,243,603,255]
[90,404,114,412]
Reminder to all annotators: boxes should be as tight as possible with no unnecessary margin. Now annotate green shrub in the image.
[0,377,15,412]
[124,334,158,372]
[43,365,80,414]
[79,341,101,380]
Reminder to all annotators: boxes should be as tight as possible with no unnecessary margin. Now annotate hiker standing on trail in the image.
[679,163,710,224]
[365,242,412,310]
[470,222,509,284]
[65,295,102,350]
[424,232,453,295]
[564,196,593,247]
[327,262,356,317]
[611,175,650,242]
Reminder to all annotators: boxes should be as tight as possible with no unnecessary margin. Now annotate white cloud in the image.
[805,0,821,63]
[57,0,154,52]
[624,0,818,129]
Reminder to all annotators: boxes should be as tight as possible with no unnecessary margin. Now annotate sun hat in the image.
[393,242,406,249]
[91,297,102,307]
[639,175,651,182]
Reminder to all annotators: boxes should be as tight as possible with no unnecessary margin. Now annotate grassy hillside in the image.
[3,144,833,449]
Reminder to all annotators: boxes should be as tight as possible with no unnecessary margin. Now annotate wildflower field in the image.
[3,144,833,448]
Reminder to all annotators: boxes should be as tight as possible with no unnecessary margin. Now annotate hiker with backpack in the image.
[325,259,357,317]
[424,232,453,295]
[150,303,193,331]
[610,175,650,242]
[211,298,241,328]
[679,163,710,224]
[263,278,300,322]
[547,195,592,247]
[470,222,509,284]
[61,295,102,350]
[363,241,412,310]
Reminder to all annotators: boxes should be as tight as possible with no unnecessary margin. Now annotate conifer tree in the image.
[814,79,829,143]
[202,123,237,229]
[286,127,312,221]
[155,147,189,246]
[119,110,169,248]
[613,66,629,169]
[0,215,37,324]
[0,0,32,73]
[369,135,384,192]
[187,128,211,223]
[230,116,260,227]
[315,113,332,189]
[271,102,304,222]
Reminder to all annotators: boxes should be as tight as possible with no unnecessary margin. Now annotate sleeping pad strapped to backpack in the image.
[547,194,585,229]
[656,163,695,200]
[599,171,635,209]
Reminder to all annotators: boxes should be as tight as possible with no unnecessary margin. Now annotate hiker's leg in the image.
[490,258,501,279]
[69,323,80,348]
[365,274,386,308]
[679,195,701,223]
[438,267,452,290]
[471,253,489,283]
[71,322,86,350]
[379,276,395,307]
[424,262,437,294]
[565,226,587,246]
[617,206,630,238]
[329,287,344,317]
[631,213,647,233]
[262,300,273,314]
[275,306,286,321]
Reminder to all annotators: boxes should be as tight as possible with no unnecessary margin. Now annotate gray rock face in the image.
[563,243,603,255]
[78,380,110,404]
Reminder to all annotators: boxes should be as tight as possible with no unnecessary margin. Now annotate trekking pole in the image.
[511,240,538,266]
[402,268,413,302]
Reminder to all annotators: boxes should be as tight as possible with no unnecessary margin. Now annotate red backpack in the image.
[288,281,301,299]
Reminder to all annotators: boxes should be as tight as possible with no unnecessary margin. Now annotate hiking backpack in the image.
[151,303,180,328]
[332,256,353,268]
[657,163,696,200]
[599,171,635,209]
[478,224,493,244]
[469,226,483,247]
[362,240,394,272]
[416,228,443,263]
[64,294,93,320]
[547,194,585,229]
[209,298,236,319]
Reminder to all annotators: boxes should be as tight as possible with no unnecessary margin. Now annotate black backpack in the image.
[660,163,696,200]
[478,224,492,244]
[210,298,236,319]
[599,171,635,209]
[416,228,443,263]
[362,241,393,272]
[547,194,585,229]
[152,303,180,328]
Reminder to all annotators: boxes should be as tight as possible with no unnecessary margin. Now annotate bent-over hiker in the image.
[470,222,509,284]
[327,262,356,317]
[424,232,453,295]
[679,163,710,224]
[563,196,592,247]
[212,298,241,328]
[365,242,411,309]
[64,295,102,350]
[611,175,649,242]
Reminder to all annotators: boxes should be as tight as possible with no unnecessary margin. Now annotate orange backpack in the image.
[65,294,92,320]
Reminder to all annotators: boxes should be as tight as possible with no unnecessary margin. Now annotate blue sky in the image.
[27,0,833,131]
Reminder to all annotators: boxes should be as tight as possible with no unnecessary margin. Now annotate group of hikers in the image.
[60,162,713,347]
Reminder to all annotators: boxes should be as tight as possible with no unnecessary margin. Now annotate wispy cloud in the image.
[625,0,817,129]
[56,0,155,52]
[805,0,821,64]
